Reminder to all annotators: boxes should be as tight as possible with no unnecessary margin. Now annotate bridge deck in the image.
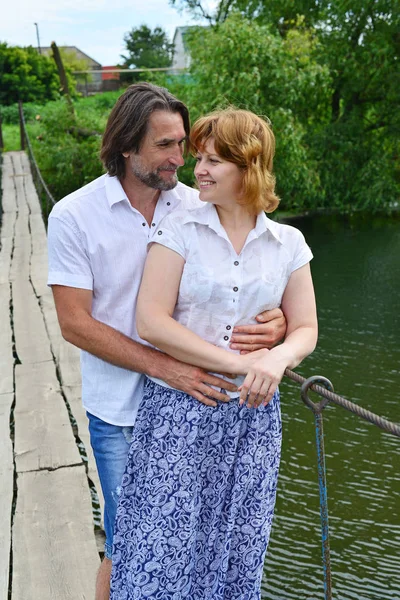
[0,152,103,599]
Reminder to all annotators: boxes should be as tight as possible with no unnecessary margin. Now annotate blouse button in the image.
[233,286,238,292]
[224,336,229,341]
[158,230,163,235]
[142,222,146,227]
[166,202,171,206]
[151,223,155,227]
[234,261,239,266]
[226,325,231,330]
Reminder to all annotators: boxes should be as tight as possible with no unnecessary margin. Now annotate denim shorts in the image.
[87,412,133,559]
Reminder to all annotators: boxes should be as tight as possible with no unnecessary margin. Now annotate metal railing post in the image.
[0,112,4,150]
[301,376,334,600]
[18,100,26,150]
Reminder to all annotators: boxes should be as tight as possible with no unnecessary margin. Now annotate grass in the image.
[1,122,44,153]
[2,124,20,151]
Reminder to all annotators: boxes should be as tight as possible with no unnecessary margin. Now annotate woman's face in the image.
[194,138,243,206]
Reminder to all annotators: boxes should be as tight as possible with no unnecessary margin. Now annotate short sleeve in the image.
[148,212,187,259]
[290,229,313,273]
[47,215,93,289]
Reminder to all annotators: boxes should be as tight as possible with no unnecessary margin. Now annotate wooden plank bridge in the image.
[0,152,104,599]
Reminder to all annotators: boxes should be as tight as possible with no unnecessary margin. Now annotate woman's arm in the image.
[238,263,318,406]
[136,244,242,374]
[137,245,317,407]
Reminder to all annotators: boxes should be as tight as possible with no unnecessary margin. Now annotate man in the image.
[47,82,286,600]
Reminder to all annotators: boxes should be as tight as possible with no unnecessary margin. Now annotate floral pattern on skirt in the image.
[110,377,282,600]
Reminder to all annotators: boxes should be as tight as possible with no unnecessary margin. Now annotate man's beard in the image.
[130,156,178,191]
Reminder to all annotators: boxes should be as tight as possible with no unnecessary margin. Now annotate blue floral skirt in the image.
[110,377,282,600]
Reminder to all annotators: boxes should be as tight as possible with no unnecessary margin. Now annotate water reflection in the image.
[262,214,400,599]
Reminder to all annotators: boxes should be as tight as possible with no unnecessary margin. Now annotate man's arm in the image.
[229,308,287,353]
[51,285,237,407]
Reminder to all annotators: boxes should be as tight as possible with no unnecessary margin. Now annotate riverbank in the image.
[276,205,400,224]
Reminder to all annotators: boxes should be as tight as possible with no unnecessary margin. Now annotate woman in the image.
[110,108,318,599]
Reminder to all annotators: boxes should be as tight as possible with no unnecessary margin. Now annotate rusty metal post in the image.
[18,100,25,150]
[301,376,334,600]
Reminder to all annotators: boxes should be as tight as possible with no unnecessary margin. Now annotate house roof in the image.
[41,46,102,68]
[172,26,204,48]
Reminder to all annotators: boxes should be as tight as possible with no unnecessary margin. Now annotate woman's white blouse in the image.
[148,202,313,394]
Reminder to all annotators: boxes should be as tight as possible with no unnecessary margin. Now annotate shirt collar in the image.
[105,174,129,208]
[181,202,221,231]
[182,202,283,243]
[159,186,182,208]
[256,212,283,243]
[105,174,182,210]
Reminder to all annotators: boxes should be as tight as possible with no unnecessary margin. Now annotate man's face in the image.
[123,110,186,191]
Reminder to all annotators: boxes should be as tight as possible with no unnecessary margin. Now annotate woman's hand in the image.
[237,348,289,408]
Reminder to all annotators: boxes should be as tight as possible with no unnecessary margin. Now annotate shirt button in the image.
[151,223,155,227]
[234,261,239,266]
[158,230,163,235]
[142,222,146,227]
[226,325,231,330]
[166,202,171,206]
[233,286,238,292]
[224,335,229,341]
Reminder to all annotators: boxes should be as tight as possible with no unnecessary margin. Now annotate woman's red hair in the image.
[190,108,280,215]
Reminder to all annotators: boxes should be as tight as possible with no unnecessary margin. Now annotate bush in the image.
[0,43,61,106]
[0,102,46,125]
[27,98,105,201]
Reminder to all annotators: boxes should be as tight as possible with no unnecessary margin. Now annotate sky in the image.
[1,0,207,66]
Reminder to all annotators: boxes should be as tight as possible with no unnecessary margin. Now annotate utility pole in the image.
[34,23,41,54]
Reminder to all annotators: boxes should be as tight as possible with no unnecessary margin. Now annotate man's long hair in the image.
[100,82,190,179]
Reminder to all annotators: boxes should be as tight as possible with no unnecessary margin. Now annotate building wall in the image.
[172,28,191,69]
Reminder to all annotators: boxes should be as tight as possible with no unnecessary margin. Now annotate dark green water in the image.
[262,214,400,600]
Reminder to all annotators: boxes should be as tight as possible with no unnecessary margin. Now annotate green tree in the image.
[306,0,400,209]
[0,43,60,105]
[170,0,400,211]
[172,0,399,126]
[121,25,174,69]
[179,15,331,210]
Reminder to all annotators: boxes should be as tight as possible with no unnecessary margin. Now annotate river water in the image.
[262,214,400,599]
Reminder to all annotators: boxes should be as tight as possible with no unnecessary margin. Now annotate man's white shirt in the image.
[47,174,201,426]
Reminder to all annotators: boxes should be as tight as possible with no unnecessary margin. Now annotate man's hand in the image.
[230,308,287,354]
[161,361,237,408]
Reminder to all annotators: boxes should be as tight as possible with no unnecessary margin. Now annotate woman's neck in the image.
[215,203,256,230]
[215,203,257,255]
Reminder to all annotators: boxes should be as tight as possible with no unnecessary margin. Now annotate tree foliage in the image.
[173,16,331,210]
[121,25,174,69]
[27,98,104,201]
[0,43,61,105]
[168,0,400,211]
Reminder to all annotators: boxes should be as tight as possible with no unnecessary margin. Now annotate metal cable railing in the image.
[285,367,400,437]
[18,101,56,218]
